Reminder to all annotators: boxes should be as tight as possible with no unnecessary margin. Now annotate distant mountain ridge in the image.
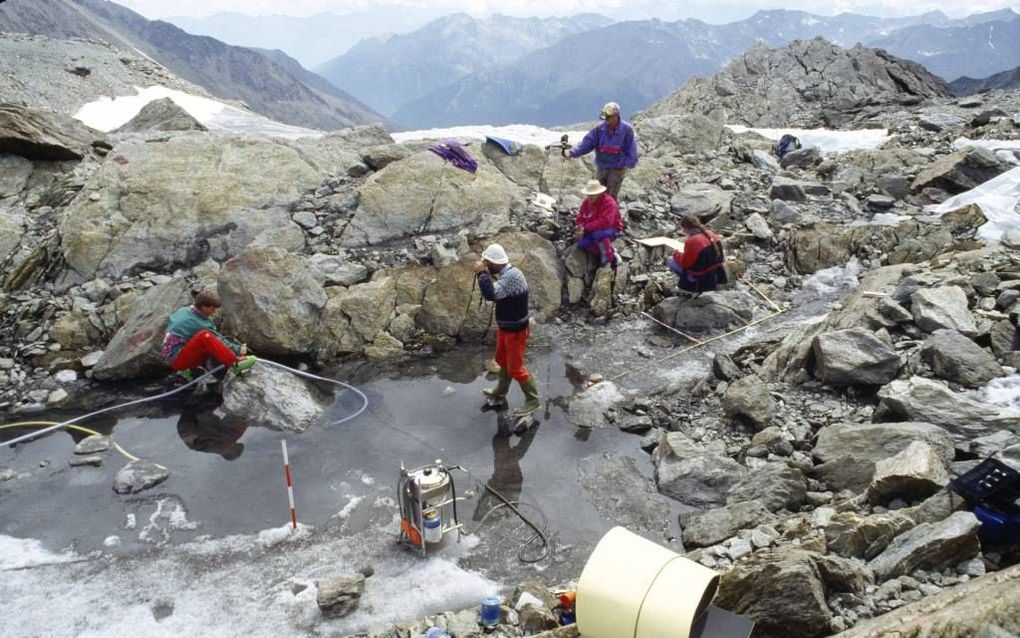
[950,66,1020,95]
[315,12,614,118]
[343,8,1019,128]
[0,0,386,131]
[168,8,438,69]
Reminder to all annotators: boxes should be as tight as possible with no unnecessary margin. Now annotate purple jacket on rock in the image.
[569,120,639,170]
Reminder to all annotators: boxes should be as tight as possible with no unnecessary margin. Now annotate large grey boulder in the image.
[716,550,871,638]
[342,151,519,246]
[681,500,773,547]
[113,460,170,494]
[218,246,327,356]
[59,134,330,279]
[219,364,331,432]
[780,147,821,170]
[838,564,1020,638]
[653,431,747,507]
[722,375,775,428]
[911,146,1015,194]
[877,376,1020,440]
[868,511,981,581]
[812,328,902,385]
[920,329,1003,388]
[113,97,207,133]
[812,422,955,465]
[316,275,397,359]
[307,254,369,287]
[727,462,808,512]
[824,510,916,560]
[93,276,193,380]
[418,232,563,338]
[911,286,977,337]
[867,441,951,504]
[638,114,730,155]
[0,102,107,160]
[651,291,755,333]
[669,183,735,220]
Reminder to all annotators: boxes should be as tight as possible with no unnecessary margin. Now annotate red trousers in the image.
[169,330,240,371]
[495,325,530,383]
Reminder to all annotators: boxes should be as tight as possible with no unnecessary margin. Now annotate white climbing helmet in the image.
[600,102,621,119]
[481,243,509,265]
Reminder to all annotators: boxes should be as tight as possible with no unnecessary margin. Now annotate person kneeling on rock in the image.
[574,179,623,270]
[161,290,257,383]
[669,215,727,294]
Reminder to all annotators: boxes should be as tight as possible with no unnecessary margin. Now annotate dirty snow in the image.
[726,126,890,153]
[1,523,496,637]
[952,138,1020,165]
[929,166,1020,243]
[73,85,320,139]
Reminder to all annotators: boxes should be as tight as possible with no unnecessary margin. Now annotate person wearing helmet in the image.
[474,243,540,422]
[566,101,639,200]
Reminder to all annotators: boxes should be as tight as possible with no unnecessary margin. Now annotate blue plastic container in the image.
[974,504,1020,545]
[480,596,501,626]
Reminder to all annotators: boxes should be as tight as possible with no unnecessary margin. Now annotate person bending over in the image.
[161,290,256,382]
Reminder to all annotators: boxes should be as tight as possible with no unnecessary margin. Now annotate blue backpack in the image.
[776,134,801,159]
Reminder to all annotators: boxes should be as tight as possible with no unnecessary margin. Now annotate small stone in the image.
[113,460,170,494]
[46,388,69,406]
[75,434,111,455]
[0,358,15,370]
[315,573,366,618]
[727,537,753,560]
[70,456,103,467]
[80,351,104,368]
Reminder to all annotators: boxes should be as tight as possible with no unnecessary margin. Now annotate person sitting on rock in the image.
[574,179,623,269]
[161,290,256,383]
[669,215,728,294]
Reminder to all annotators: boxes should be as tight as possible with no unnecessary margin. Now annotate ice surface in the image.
[968,374,1020,412]
[393,124,589,148]
[1,520,498,637]
[0,535,79,570]
[928,166,1020,243]
[726,126,890,153]
[73,86,320,139]
[952,138,1020,165]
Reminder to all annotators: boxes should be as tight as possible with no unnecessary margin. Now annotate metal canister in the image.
[480,596,501,626]
[423,510,443,544]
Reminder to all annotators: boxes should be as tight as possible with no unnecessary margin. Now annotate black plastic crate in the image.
[950,458,1020,512]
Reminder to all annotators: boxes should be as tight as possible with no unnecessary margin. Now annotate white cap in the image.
[482,243,509,265]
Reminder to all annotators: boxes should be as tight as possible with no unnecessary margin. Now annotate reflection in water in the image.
[472,415,539,522]
[176,399,248,461]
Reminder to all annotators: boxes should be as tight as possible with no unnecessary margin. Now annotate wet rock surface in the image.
[219,364,332,432]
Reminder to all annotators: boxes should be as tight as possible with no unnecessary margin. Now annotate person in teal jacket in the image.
[161,290,256,381]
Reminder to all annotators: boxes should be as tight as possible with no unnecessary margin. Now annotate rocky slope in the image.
[642,38,953,128]
[0,0,385,131]
[1,35,1020,638]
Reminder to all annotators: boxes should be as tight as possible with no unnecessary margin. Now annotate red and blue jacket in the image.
[575,193,623,234]
[569,120,639,170]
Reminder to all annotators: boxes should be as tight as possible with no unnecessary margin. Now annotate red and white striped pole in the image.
[281,439,298,531]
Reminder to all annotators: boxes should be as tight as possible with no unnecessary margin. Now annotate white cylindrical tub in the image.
[577,526,720,638]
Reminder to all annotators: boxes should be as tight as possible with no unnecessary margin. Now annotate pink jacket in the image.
[575,193,623,233]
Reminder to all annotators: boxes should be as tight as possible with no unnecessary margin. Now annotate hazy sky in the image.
[118,0,1020,22]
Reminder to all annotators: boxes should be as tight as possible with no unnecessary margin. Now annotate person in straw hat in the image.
[474,243,540,423]
[575,179,623,269]
[566,101,639,199]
